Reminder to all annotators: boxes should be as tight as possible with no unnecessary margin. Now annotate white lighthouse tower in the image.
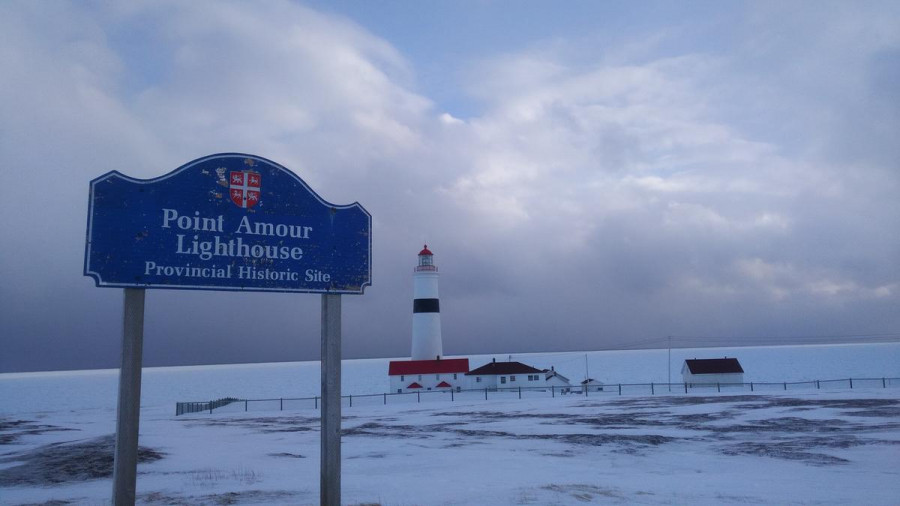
[411,245,443,360]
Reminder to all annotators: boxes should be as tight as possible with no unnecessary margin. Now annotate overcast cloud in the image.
[1,1,898,372]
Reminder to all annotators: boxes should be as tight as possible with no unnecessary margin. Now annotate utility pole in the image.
[667,336,672,392]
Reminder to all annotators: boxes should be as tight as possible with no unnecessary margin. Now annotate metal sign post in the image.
[112,288,145,505]
[320,293,341,506]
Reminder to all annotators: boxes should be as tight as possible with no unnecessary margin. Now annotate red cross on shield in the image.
[229,171,261,208]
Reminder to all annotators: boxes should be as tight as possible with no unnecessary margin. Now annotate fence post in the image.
[209,401,213,415]
[684,383,688,394]
[618,384,622,396]
[485,388,488,400]
[280,398,283,411]
[384,393,387,405]
[883,377,886,388]
[349,395,352,408]
[451,389,455,401]
[552,385,555,398]
[417,391,420,403]
[651,383,654,395]
[750,382,754,392]
[315,396,318,410]
[245,400,248,411]
[849,378,853,389]
[816,381,820,390]
[518,387,522,399]
[717,383,720,393]
[783,382,787,391]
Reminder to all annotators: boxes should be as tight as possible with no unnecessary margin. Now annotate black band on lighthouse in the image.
[413,298,440,313]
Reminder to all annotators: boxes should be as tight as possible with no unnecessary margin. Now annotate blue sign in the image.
[85,153,371,294]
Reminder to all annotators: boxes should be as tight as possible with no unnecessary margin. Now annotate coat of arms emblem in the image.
[229,170,261,208]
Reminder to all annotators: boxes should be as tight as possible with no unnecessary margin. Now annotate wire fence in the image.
[175,376,900,416]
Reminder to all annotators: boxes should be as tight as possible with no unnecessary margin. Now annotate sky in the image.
[1,0,898,373]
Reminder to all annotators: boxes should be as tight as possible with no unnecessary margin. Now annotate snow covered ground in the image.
[1,343,899,505]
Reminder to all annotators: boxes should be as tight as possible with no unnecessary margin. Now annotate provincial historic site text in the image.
[150,208,323,283]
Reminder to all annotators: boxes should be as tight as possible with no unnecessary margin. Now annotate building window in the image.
[453,373,457,380]
[418,375,422,381]
[501,376,507,384]
[476,377,482,383]
[510,376,516,382]
[397,389,402,393]
[400,375,405,381]
[436,374,440,380]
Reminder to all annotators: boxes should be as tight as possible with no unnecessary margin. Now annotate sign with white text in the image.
[84,153,371,293]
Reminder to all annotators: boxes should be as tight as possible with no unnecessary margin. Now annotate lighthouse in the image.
[411,245,443,360]
[388,245,467,393]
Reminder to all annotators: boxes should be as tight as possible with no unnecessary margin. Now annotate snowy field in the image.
[1,343,899,505]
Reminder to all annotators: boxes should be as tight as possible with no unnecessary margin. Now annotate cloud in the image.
[0,1,898,372]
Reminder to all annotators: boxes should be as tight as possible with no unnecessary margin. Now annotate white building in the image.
[464,359,545,390]
[681,357,745,385]
[388,358,469,393]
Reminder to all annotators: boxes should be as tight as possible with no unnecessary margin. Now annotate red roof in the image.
[436,381,452,388]
[406,382,423,389]
[388,358,469,376]
[418,244,433,256]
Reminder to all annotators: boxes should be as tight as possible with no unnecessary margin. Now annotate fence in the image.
[175,377,900,416]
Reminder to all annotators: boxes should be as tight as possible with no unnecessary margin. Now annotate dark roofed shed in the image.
[684,358,744,375]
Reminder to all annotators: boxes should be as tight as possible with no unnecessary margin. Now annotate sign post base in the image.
[320,293,341,506]
[112,288,145,505]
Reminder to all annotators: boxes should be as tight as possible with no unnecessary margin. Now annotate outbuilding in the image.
[580,378,604,392]
[543,367,572,392]
[681,357,744,385]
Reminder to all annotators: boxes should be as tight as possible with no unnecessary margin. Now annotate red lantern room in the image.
[416,244,437,271]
